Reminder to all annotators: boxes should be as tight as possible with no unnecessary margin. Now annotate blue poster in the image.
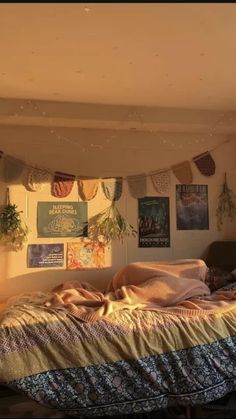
[27,244,64,268]
[37,202,88,238]
[176,184,209,230]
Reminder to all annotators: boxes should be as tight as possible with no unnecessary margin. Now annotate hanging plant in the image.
[216,173,236,231]
[0,190,29,251]
[89,203,137,244]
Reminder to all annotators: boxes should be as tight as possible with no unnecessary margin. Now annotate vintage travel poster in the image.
[67,239,106,270]
[37,202,88,238]
[27,243,64,268]
[138,197,170,247]
[176,184,209,230]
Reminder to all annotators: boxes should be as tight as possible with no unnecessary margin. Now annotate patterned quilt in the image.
[1,300,236,417]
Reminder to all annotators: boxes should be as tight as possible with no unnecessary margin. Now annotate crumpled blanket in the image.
[2,259,236,323]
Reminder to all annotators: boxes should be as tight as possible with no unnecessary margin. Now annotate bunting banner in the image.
[171,160,193,184]
[127,174,147,198]
[101,177,123,201]
[51,172,75,198]
[77,178,99,201]
[27,167,52,192]
[193,151,216,176]
[1,156,25,183]
[150,169,170,194]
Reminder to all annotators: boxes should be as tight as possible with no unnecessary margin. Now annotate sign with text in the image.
[27,244,64,268]
[37,202,88,238]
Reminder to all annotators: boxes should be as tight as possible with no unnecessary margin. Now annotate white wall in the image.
[0,134,235,301]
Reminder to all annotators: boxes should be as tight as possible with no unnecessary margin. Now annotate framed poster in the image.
[138,197,170,247]
[37,202,88,238]
[67,239,106,270]
[27,244,64,268]
[176,184,209,230]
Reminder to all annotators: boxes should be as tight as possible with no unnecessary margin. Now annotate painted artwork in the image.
[138,197,170,247]
[37,202,88,238]
[27,243,64,268]
[176,184,209,230]
[67,239,106,270]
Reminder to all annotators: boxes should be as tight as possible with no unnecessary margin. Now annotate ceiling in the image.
[1,3,236,111]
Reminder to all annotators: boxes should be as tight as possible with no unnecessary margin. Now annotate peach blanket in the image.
[44,259,230,322]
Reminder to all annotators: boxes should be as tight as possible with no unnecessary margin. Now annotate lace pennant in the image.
[127,174,147,198]
[171,161,193,184]
[150,169,170,194]
[101,177,123,201]
[51,172,75,198]
[193,151,216,176]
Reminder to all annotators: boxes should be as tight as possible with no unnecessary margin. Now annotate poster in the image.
[176,184,209,230]
[37,202,88,238]
[27,244,64,268]
[67,239,106,270]
[138,197,170,247]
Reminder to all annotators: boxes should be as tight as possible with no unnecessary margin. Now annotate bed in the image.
[0,240,236,419]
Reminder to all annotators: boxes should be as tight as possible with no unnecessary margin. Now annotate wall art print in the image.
[37,202,88,238]
[67,239,106,270]
[138,197,170,248]
[27,243,64,268]
[176,184,209,230]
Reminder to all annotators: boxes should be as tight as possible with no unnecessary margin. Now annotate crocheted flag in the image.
[101,177,123,201]
[77,178,99,201]
[150,169,170,194]
[171,161,193,184]
[193,151,216,176]
[127,174,147,198]
[27,167,52,192]
[1,156,25,182]
[51,172,75,198]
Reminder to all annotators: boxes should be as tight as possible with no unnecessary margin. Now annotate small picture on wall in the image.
[176,184,209,230]
[67,239,106,270]
[138,197,170,247]
[37,202,88,238]
[27,244,64,268]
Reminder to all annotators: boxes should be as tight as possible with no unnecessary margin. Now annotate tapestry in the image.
[176,184,209,230]
[138,197,170,247]
[27,244,64,268]
[37,202,88,238]
[67,240,106,270]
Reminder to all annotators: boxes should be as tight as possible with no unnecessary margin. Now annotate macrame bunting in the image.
[77,178,99,201]
[193,151,216,176]
[27,167,52,192]
[171,161,193,184]
[127,174,147,198]
[51,172,75,198]
[150,169,170,194]
[101,177,123,201]
[1,156,25,183]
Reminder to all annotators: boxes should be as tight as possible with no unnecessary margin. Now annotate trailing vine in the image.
[216,173,236,231]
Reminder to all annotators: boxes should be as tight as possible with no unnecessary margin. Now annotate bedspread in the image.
[1,300,236,417]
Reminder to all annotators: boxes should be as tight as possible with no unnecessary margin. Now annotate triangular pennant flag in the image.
[171,161,193,184]
[101,177,123,201]
[150,169,170,194]
[193,151,216,176]
[1,156,25,183]
[51,172,75,198]
[77,178,99,201]
[127,174,147,198]
[26,167,52,192]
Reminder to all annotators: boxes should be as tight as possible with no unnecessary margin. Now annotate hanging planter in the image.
[89,202,137,244]
[216,173,236,231]
[0,189,29,251]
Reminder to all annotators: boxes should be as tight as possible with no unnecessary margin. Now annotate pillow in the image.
[205,267,235,292]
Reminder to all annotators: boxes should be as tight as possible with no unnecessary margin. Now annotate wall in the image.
[0,133,235,302]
